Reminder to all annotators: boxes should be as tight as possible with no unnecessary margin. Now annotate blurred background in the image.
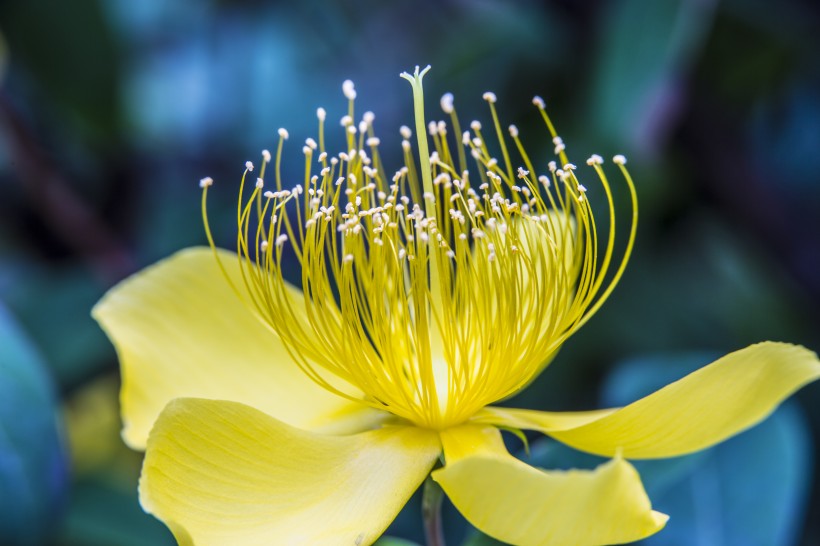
[1,0,819,544]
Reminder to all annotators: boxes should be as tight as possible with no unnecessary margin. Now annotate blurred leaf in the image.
[0,29,7,85]
[56,479,174,546]
[63,375,128,477]
[58,376,167,545]
[0,302,69,545]
[588,216,811,356]
[375,537,423,546]
[0,0,121,141]
[0,261,112,388]
[461,532,506,546]
[588,0,717,155]
[604,354,812,546]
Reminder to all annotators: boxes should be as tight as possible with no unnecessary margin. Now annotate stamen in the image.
[202,68,639,430]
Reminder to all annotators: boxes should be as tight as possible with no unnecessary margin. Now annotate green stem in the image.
[421,477,446,546]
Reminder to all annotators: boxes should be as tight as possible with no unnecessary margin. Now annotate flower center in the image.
[201,67,637,430]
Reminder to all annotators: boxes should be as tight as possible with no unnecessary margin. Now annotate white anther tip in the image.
[245,161,254,171]
[613,154,627,165]
[440,92,454,114]
[317,107,327,121]
[532,96,545,109]
[262,149,271,163]
[482,91,497,103]
[508,124,519,138]
[586,154,604,166]
[255,178,264,189]
[199,176,213,188]
[342,79,357,100]
[278,128,289,140]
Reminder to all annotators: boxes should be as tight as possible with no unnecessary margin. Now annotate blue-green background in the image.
[1,0,819,544]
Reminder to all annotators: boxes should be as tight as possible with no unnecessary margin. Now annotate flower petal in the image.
[476,342,820,458]
[140,398,441,546]
[92,247,374,449]
[433,425,667,546]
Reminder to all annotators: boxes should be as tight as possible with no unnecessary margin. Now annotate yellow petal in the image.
[141,398,441,546]
[476,342,820,458]
[92,247,374,449]
[434,425,667,546]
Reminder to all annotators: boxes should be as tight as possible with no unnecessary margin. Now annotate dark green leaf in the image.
[0,303,69,545]
[375,537,423,546]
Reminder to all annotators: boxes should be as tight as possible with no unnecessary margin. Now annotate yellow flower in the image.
[93,66,820,546]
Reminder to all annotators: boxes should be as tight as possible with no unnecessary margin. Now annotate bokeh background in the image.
[1,0,819,545]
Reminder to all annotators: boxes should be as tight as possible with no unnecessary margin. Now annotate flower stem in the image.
[422,476,446,546]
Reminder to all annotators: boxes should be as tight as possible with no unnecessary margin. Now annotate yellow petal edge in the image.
[434,425,667,546]
[476,342,820,458]
[140,398,441,546]
[92,247,373,449]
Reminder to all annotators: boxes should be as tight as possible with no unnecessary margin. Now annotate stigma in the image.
[200,68,637,430]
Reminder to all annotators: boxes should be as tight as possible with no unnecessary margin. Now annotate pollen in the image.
[200,67,638,430]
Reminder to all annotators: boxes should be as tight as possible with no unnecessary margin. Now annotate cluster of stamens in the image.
[201,66,636,429]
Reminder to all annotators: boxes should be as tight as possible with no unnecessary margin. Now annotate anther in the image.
[613,154,627,165]
[199,176,213,188]
[342,80,357,101]
[532,96,545,109]
[508,124,519,138]
[245,161,254,171]
[278,128,289,140]
[482,91,497,103]
[262,149,271,163]
[317,107,327,122]
[441,93,454,114]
